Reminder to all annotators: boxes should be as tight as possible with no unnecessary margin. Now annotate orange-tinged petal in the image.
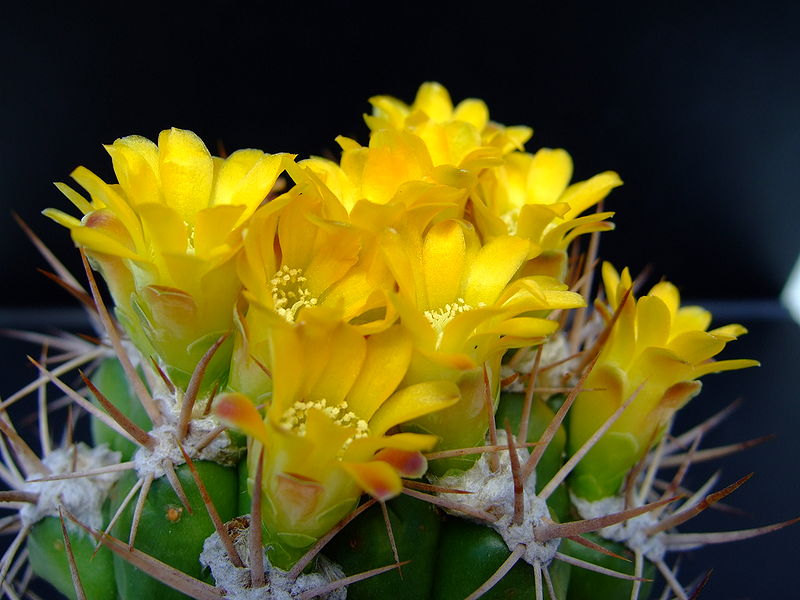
[214,392,268,445]
[373,448,428,479]
[341,461,402,501]
[345,433,439,461]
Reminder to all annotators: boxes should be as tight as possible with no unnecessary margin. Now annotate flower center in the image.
[279,399,370,455]
[500,210,519,236]
[424,297,474,339]
[270,265,318,322]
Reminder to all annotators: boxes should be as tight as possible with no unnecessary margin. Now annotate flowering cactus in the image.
[0,82,795,600]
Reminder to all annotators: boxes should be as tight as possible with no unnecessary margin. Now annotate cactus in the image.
[0,82,796,600]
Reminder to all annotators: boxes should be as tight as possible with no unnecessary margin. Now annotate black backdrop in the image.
[1,2,799,599]
[2,1,799,306]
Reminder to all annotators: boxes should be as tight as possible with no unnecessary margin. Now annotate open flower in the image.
[216,309,459,567]
[44,128,286,388]
[229,180,396,400]
[381,216,585,464]
[367,81,532,162]
[472,148,621,279]
[568,263,759,501]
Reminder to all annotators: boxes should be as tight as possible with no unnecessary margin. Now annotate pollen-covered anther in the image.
[279,399,370,452]
[425,297,480,333]
[270,265,318,322]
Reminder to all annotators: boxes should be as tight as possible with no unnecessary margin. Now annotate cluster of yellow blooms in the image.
[45,83,753,558]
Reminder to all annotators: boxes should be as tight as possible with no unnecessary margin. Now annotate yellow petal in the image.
[53,182,94,215]
[636,296,672,348]
[212,150,285,217]
[463,235,529,306]
[42,207,82,229]
[561,171,623,220]
[347,325,413,421]
[414,82,453,122]
[71,166,139,232]
[527,148,573,205]
[423,220,467,309]
[105,135,161,207]
[194,205,246,257]
[158,128,214,223]
[369,380,460,436]
[709,323,748,340]
[309,323,367,405]
[71,227,140,260]
[453,98,489,129]
[668,330,726,364]
[137,203,188,256]
[692,358,760,378]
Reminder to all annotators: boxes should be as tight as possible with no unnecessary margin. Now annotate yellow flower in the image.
[300,82,531,213]
[381,215,585,465]
[216,310,459,568]
[44,128,287,389]
[472,148,621,279]
[568,263,759,500]
[301,131,470,213]
[368,81,532,162]
[229,180,396,400]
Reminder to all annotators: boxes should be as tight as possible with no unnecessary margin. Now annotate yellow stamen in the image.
[279,398,370,455]
[270,265,318,322]
[424,297,476,341]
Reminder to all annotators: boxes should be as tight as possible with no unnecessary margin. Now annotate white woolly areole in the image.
[436,431,559,566]
[133,392,238,479]
[199,516,346,600]
[504,333,577,393]
[572,494,666,562]
[20,443,121,530]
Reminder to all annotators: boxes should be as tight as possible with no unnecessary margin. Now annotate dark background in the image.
[1,2,799,599]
